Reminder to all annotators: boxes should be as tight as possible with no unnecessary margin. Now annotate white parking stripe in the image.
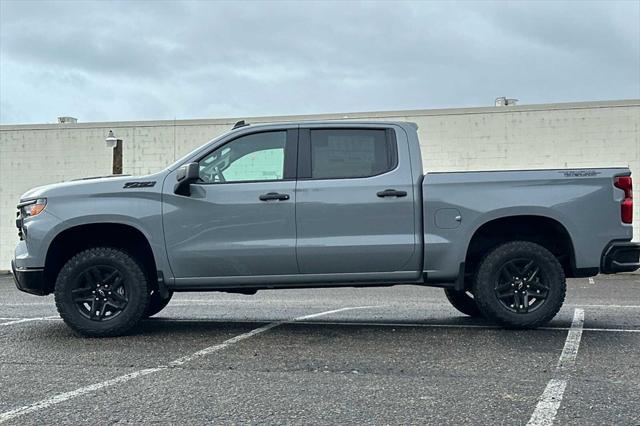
[526,379,568,426]
[526,308,585,426]
[294,305,378,320]
[157,306,371,368]
[0,317,58,327]
[0,368,164,424]
[0,305,375,424]
[167,321,283,367]
[557,308,585,371]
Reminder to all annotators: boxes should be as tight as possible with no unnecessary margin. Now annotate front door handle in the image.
[377,189,407,198]
[259,192,290,201]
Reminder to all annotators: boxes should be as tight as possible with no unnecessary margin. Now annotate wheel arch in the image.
[464,214,577,283]
[43,222,158,294]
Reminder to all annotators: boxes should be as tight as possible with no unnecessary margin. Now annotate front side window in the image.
[198,131,286,183]
[310,129,394,179]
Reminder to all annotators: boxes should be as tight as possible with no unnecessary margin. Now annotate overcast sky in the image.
[0,0,638,124]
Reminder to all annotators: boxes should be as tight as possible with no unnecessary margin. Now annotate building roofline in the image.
[1,99,638,131]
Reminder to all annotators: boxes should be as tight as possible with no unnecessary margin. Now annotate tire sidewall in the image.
[145,291,173,318]
[473,241,566,328]
[54,247,149,337]
[444,288,483,318]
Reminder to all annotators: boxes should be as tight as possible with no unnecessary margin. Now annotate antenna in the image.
[232,120,249,129]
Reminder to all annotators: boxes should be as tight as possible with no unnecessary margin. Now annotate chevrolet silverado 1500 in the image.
[12,121,640,336]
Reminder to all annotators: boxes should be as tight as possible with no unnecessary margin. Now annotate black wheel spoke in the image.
[89,298,101,320]
[98,302,108,319]
[108,291,128,309]
[106,299,126,310]
[530,290,548,300]
[504,262,520,278]
[521,260,534,275]
[79,271,93,288]
[103,270,120,285]
[513,291,522,311]
[495,258,547,314]
[73,265,127,322]
[109,290,127,302]
[71,287,93,302]
[110,276,124,292]
[522,292,530,310]
[500,268,513,282]
[88,267,103,283]
[526,266,540,282]
[497,290,515,300]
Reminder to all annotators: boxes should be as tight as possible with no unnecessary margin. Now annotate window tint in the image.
[199,131,286,183]
[310,129,394,179]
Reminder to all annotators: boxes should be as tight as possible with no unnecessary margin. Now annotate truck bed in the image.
[422,167,633,282]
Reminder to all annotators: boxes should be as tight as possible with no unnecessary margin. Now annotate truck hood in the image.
[19,173,162,200]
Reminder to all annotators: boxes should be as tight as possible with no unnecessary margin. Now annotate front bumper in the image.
[601,241,640,274]
[11,260,47,295]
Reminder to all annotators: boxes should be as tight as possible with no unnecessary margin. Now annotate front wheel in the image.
[54,247,150,337]
[473,241,566,329]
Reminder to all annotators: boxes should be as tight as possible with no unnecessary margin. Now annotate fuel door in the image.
[435,208,462,229]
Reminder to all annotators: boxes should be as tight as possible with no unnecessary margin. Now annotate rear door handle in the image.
[259,192,290,201]
[377,189,407,198]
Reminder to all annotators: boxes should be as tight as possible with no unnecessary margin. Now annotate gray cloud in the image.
[1,0,638,124]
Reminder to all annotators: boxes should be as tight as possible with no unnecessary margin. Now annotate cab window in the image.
[198,131,286,183]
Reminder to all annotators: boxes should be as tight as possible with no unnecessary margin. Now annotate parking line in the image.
[557,308,585,371]
[527,308,585,426]
[526,379,568,426]
[0,305,375,424]
[0,317,59,327]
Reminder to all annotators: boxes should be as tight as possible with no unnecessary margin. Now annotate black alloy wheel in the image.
[71,265,129,321]
[54,247,150,337]
[493,258,549,314]
[472,241,566,329]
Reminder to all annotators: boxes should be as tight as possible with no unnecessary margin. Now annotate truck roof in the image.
[230,120,418,131]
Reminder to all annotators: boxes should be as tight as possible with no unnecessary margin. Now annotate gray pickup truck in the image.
[12,121,640,336]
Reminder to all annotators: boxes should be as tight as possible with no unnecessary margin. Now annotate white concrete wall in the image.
[1,99,638,270]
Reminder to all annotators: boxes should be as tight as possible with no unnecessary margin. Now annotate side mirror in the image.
[174,162,200,196]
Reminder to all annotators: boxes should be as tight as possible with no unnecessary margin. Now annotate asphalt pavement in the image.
[1,273,639,425]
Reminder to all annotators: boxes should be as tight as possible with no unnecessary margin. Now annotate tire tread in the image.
[54,247,150,337]
[473,241,566,328]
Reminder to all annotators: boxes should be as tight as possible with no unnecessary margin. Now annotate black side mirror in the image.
[174,162,200,196]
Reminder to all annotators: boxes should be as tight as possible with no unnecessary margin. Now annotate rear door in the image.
[295,125,418,276]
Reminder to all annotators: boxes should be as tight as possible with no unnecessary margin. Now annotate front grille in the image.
[16,210,23,240]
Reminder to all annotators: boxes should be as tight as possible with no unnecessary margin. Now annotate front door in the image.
[295,126,418,275]
[163,129,299,279]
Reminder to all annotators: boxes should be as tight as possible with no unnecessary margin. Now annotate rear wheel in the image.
[54,247,150,337]
[444,288,483,317]
[473,241,566,328]
[144,290,173,318]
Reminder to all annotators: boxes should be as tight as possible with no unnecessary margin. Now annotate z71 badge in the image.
[123,181,156,189]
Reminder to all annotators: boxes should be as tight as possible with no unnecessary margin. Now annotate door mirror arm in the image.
[174,162,200,196]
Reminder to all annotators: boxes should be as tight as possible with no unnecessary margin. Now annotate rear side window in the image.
[309,129,396,179]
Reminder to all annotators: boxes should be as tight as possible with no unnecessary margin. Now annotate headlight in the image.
[19,198,47,218]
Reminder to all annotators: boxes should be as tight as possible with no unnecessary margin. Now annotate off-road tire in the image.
[473,241,566,329]
[444,288,483,317]
[144,290,173,318]
[54,247,150,337]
